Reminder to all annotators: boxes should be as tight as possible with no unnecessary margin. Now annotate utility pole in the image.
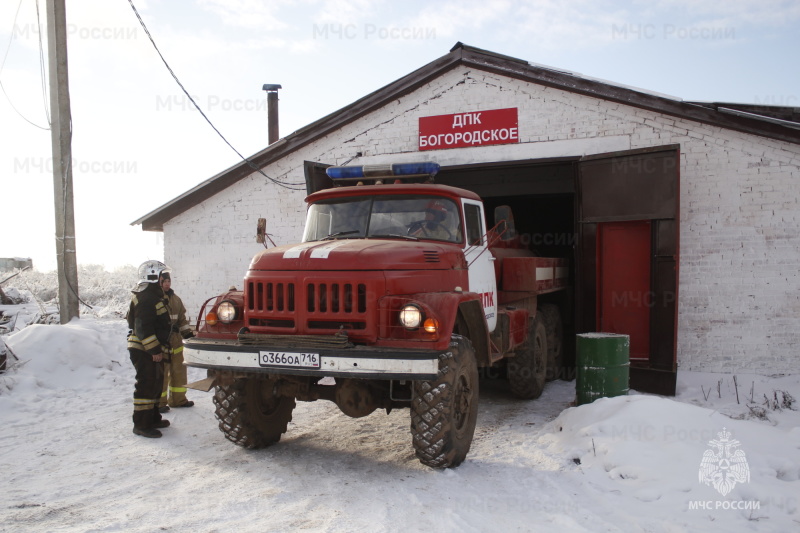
[46,0,80,323]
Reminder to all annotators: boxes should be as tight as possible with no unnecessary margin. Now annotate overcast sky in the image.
[1,0,798,272]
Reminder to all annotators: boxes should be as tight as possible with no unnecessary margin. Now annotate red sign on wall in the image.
[419,108,519,151]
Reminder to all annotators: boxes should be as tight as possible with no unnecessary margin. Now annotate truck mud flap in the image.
[186,376,218,392]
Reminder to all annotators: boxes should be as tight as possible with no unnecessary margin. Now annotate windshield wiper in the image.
[370,233,419,241]
[322,230,360,240]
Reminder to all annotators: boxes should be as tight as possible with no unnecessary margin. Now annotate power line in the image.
[126,0,306,191]
[0,81,49,130]
[35,0,51,125]
[0,0,23,72]
[0,0,50,130]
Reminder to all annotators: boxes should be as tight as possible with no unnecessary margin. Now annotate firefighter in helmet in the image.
[408,199,453,241]
[126,260,173,438]
[158,271,195,412]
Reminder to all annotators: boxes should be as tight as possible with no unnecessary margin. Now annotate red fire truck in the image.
[184,162,569,468]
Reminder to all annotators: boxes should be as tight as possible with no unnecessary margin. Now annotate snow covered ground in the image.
[1,313,798,533]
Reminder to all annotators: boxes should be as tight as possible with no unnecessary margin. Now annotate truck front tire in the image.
[213,377,296,449]
[411,335,479,468]
[507,314,548,399]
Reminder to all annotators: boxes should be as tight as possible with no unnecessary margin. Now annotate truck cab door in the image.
[462,199,498,333]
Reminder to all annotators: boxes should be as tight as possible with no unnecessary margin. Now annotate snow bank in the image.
[540,394,800,529]
[2,318,128,396]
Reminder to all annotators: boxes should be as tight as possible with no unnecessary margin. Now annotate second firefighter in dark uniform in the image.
[127,260,173,438]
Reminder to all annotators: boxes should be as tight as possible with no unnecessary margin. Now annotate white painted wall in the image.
[162,67,800,374]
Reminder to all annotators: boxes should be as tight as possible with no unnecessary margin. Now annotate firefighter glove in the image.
[161,344,172,363]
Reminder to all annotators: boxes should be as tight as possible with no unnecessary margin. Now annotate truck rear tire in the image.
[411,335,479,468]
[540,304,563,381]
[508,314,548,399]
[213,378,296,449]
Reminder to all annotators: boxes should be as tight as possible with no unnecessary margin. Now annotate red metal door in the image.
[597,221,651,360]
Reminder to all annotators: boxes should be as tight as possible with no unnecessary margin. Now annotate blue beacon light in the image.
[326,162,440,180]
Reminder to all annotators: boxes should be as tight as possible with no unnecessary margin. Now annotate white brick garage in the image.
[135,43,800,382]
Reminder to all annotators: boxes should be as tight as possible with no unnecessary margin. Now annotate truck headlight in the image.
[217,301,238,324]
[399,304,423,329]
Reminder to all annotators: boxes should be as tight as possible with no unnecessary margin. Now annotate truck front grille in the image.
[248,282,295,312]
[245,274,381,340]
[306,282,367,313]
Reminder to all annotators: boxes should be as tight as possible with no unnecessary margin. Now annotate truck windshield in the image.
[302,195,463,244]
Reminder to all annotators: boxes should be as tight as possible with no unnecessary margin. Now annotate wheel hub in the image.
[453,373,472,431]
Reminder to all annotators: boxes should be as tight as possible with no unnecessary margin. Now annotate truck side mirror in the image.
[494,206,517,240]
[256,218,267,244]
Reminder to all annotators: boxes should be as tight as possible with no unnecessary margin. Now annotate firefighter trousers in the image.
[129,348,164,430]
[160,348,189,407]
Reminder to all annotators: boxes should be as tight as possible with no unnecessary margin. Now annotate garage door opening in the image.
[437,159,578,375]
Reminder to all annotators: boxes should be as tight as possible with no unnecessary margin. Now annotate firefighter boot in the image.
[151,404,164,426]
[133,409,162,438]
[133,426,163,438]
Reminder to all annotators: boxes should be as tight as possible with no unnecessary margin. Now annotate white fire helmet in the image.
[134,260,171,292]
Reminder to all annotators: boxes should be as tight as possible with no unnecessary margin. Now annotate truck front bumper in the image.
[183,338,440,380]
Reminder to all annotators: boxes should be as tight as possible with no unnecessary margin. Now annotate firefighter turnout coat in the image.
[127,282,172,427]
[160,289,193,407]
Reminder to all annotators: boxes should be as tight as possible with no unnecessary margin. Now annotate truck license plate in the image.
[258,351,320,369]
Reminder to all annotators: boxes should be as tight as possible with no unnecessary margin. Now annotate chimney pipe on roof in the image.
[262,84,281,145]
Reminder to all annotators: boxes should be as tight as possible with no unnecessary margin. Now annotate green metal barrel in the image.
[576,333,630,406]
